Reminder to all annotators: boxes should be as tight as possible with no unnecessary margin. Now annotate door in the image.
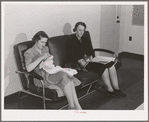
[100,5,120,55]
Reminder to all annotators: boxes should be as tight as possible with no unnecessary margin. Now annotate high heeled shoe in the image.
[114,89,126,97]
[106,90,120,99]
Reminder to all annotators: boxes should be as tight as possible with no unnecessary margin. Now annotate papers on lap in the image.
[43,66,78,76]
[39,56,78,76]
[62,68,78,76]
[92,56,115,64]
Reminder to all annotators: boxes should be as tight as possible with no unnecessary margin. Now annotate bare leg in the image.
[101,68,114,92]
[101,66,126,97]
[108,65,119,90]
[70,81,82,110]
[63,81,75,109]
[108,65,126,97]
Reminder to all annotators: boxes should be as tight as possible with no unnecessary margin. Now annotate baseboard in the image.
[118,52,144,61]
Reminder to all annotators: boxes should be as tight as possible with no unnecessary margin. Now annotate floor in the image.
[4,52,144,110]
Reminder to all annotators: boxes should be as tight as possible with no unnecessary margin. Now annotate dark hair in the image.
[32,31,49,42]
[73,22,86,32]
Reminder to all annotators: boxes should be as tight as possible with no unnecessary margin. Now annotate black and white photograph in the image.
[1,1,148,121]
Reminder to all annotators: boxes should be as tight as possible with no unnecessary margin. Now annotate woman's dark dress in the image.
[66,34,114,76]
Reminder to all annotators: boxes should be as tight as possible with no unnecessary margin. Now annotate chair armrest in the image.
[16,70,43,80]
[93,48,117,58]
[93,48,115,54]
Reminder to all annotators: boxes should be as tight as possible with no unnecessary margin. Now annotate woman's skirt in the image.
[85,61,115,76]
[45,71,81,97]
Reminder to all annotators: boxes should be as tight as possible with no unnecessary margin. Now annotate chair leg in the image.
[18,91,22,99]
[59,104,69,110]
[78,84,94,100]
[40,80,46,109]
[78,83,102,100]
[18,91,28,99]
[43,88,46,109]
[59,85,94,110]
[86,84,92,94]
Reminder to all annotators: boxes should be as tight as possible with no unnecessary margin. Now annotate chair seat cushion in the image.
[74,71,100,87]
[28,71,100,101]
[29,81,62,101]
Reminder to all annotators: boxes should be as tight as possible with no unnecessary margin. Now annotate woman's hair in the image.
[73,22,86,32]
[32,31,49,42]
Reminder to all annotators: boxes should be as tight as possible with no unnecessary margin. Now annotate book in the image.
[92,56,115,64]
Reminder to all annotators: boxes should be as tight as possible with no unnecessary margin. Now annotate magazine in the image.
[92,56,115,64]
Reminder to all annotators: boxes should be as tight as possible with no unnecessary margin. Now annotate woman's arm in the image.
[25,53,50,72]
[89,55,93,61]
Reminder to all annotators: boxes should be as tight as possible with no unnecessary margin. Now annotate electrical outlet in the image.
[129,36,132,41]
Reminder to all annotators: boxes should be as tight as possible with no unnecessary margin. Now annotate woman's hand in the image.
[89,55,93,62]
[78,59,87,67]
[26,53,51,72]
[41,53,51,61]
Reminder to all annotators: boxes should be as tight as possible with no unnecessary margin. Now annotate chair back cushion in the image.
[14,41,35,90]
[47,35,70,67]
[47,31,93,67]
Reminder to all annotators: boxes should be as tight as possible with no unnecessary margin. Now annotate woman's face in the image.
[76,25,85,38]
[36,37,48,50]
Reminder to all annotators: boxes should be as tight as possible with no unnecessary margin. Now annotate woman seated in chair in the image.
[24,31,82,110]
[66,22,126,98]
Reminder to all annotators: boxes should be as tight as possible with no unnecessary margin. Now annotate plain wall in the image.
[3,3,101,96]
[119,5,144,55]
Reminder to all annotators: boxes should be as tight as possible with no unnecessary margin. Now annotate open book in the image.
[92,56,115,64]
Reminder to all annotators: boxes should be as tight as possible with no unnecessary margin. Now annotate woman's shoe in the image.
[106,91,120,99]
[114,89,126,97]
